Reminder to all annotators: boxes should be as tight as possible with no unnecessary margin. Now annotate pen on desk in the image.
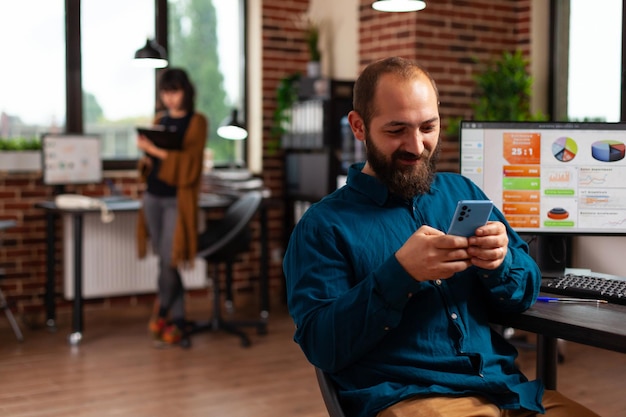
[537,296,608,304]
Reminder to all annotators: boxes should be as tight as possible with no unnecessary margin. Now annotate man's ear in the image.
[347,110,366,142]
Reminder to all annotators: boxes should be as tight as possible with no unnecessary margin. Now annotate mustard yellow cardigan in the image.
[136,112,208,267]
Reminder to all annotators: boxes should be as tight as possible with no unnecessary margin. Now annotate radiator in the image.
[63,211,207,299]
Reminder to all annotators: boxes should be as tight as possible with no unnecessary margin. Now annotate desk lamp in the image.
[133,38,168,68]
[372,0,426,12]
[217,109,248,141]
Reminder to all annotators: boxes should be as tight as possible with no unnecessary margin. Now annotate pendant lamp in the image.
[217,109,248,141]
[133,38,168,68]
[372,0,426,12]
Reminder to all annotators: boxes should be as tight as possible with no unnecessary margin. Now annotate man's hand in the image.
[467,221,508,270]
[395,225,473,282]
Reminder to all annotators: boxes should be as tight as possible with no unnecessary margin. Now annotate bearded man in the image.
[283,57,599,417]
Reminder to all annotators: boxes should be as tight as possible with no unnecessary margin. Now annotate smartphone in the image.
[447,200,494,237]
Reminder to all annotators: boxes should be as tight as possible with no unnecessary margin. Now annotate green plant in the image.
[473,50,546,121]
[0,137,42,151]
[446,50,548,138]
[305,22,321,62]
[295,14,322,62]
[269,72,301,151]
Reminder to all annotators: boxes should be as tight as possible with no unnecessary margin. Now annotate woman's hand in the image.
[137,134,168,160]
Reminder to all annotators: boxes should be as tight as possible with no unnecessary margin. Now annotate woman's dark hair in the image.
[157,67,196,113]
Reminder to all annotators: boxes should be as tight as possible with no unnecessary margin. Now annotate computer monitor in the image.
[42,134,102,186]
[459,121,626,235]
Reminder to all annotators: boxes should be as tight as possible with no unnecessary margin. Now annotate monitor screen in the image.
[42,134,102,186]
[459,121,626,235]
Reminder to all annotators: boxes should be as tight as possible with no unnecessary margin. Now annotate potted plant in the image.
[446,50,547,138]
[269,72,301,152]
[296,14,322,78]
[0,136,42,172]
[305,21,321,77]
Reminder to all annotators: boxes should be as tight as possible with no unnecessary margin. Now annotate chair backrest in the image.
[315,367,347,417]
[196,190,263,260]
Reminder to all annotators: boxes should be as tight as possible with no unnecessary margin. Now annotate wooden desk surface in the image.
[493,295,626,353]
[35,193,233,213]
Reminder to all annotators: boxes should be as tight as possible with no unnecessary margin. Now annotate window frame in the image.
[64,0,248,171]
[549,0,626,122]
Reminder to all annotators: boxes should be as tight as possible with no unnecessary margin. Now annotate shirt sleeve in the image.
[476,206,542,313]
[284,213,423,372]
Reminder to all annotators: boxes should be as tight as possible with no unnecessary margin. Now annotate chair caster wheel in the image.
[180,336,192,349]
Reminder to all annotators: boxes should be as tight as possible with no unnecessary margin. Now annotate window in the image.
[1,1,246,167]
[567,0,622,122]
[168,0,246,165]
[81,0,155,160]
[0,1,65,142]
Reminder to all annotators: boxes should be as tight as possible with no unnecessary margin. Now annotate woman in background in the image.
[136,68,208,348]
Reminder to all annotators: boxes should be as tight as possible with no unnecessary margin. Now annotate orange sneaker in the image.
[161,324,183,345]
[148,318,167,340]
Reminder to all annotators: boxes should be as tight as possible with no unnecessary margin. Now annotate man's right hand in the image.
[395,225,473,282]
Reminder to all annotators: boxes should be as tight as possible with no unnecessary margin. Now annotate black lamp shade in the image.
[217,109,248,140]
[133,39,168,68]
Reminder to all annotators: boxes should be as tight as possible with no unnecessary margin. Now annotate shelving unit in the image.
[282,77,358,229]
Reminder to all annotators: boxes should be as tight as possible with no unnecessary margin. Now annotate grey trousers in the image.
[142,192,185,321]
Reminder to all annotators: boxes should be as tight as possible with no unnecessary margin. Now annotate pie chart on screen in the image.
[552,136,578,162]
[591,140,626,162]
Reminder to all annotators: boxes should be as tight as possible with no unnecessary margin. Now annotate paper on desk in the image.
[564,268,592,275]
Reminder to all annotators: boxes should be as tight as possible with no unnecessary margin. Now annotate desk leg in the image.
[68,214,84,346]
[536,335,558,390]
[45,211,57,331]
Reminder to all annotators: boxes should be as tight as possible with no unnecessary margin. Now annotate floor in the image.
[0,299,624,417]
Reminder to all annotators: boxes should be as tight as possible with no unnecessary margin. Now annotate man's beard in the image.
[365,133,440,200]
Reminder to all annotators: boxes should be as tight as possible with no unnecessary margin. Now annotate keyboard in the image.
[541,272,626,305]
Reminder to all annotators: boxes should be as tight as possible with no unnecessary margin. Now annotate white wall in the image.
[308,0,359,80]
[572,236,626,276]
[247,0,262,173]
[530,0,549,115]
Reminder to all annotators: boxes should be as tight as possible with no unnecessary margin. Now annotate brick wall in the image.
[357,0,531,171]
[0,173,143,318]
[0,0,535,320]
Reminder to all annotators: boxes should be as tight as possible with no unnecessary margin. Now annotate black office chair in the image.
[191,190,267,347]
[0,281,23,342]
[315,367,347,417]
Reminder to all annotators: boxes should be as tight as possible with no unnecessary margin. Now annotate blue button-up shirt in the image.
[284,163,543,417]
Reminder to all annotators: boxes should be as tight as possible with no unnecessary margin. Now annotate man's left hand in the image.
[467,221,508,270]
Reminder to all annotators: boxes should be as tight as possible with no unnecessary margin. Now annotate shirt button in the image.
[384,326,390,331]
[407,292,413,298]
[435,279,442,285]
[451,313,458,320]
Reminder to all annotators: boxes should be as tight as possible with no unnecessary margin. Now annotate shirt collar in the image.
[346,162,440,206]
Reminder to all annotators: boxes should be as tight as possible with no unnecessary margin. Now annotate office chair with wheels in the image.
[0,283,23,342]
[191,190,267,347]
[0,220,23,342]
[315,367,347,417]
